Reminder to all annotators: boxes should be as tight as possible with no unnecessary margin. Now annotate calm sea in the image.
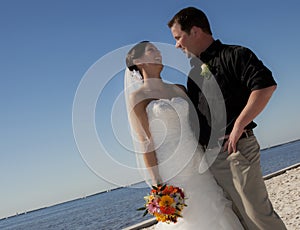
[1,140,300,230]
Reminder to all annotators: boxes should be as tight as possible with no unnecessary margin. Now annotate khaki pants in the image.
[209,135,286,230]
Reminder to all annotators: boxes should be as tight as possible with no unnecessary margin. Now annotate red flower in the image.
[160,206,176,215]
[162,185,175,195]
[177,188,185,199]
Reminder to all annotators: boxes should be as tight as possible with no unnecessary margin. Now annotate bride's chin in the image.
[155,63,164,71]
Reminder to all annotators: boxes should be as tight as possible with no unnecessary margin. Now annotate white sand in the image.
[265,166,300,230]
[142,166,300,230]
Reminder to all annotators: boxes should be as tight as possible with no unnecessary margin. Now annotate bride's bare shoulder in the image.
[129,88,148,106]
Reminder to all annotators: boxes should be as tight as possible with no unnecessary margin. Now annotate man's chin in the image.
[181,49,193,58]
[186,53,192,58]
[185,51,193,58]
[184,51,197,59]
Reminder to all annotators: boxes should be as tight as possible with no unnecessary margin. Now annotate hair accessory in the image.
[131,69,143,80]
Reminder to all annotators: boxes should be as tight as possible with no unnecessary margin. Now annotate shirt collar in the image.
[200,39,222,63]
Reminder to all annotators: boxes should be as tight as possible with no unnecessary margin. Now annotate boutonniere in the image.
[200,63,212,79]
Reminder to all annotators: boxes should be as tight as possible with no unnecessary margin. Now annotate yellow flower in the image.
[157,213,169,222]
[159,195,174,207]
[145,194,155,201]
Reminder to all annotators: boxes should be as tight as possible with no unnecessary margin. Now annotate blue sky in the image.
[1,0,300,219]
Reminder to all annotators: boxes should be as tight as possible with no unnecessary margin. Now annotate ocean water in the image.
[1,140,300,230]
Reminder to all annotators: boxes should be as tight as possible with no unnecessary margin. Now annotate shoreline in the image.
[124,162,300,230]
[260,138,300,151]
[2,139,298,221]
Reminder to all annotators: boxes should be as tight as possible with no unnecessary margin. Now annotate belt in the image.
[218,129,254,147]
[239,129,254,139]
[205,129,254,150]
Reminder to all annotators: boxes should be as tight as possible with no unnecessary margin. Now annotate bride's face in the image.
[134,43,162,66]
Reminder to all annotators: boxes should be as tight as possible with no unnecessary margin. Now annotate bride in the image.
[125,41,244,229]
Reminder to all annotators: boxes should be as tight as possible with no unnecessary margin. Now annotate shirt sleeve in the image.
[233,46,277,91]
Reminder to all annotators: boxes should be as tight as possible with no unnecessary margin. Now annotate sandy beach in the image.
[265,166,300,229]
[140,165,300,230]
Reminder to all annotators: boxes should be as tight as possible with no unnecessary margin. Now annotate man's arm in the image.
[224,85,277,154]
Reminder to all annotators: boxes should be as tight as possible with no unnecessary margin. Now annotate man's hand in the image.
[223,127,244,154]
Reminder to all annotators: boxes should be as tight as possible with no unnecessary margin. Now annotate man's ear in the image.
[190,26,203,37]
[190,26,197,36]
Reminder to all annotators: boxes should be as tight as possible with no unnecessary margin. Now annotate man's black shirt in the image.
[187,40,277,146]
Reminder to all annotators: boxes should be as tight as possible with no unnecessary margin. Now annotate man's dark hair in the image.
[168,7,212,35]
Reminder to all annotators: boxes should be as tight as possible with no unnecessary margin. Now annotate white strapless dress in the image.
[146,97,243,230]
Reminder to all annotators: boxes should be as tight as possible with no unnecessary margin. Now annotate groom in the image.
[167,7,287,230]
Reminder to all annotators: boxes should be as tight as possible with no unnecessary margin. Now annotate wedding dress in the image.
[146,96,243,230]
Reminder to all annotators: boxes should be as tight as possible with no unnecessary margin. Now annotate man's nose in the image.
[175,41,181,48]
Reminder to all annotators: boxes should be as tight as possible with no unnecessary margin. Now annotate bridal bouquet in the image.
[137,184,187,224]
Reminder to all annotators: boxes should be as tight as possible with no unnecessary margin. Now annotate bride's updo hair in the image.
[126,41,150,72]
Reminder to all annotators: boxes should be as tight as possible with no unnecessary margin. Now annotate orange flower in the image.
[159,195,174,207]
[160,206,176,215]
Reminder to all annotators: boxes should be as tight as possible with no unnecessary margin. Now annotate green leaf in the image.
[161,184,166,191]
[136,207,146,211]
[152,185,158,190]
[142,210,148,217]
[174,213,182,217]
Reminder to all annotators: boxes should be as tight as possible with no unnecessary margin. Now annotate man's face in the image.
[170,22,195,58]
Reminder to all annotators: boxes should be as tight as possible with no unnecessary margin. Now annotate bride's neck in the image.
[142,68,164,87]
[143,76,164,89]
